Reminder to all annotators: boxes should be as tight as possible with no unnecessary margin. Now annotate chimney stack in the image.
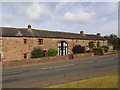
[80,31,84,35]
[28,24,31,30]
[97,33,100,36]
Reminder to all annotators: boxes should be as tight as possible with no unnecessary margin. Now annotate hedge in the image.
[31,48,44,58]
[47,48,58,56]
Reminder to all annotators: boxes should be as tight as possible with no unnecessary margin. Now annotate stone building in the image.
[0,25,107,61]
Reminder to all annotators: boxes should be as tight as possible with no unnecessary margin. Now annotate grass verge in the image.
[45,73,118,88]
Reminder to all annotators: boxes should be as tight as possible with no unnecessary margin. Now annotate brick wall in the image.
[1,37,107,61]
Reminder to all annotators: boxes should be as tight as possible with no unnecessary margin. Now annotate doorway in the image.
[58,41,68,56]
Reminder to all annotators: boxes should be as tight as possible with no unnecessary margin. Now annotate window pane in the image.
[63,50,65,55]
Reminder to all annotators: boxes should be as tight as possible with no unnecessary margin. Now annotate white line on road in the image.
[54,64,74,69]
[87,58,116,64]
[41,67,52,70]
[41,64,74,70]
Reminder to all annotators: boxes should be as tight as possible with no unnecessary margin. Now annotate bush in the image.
[102,45,109,52]
[72,45,85,54]
[88,41,95,49]
[47,48,57,56]
[31,48,44,58]
[97,42,100,47]
[86,50,92,53]
[92,47,103,55]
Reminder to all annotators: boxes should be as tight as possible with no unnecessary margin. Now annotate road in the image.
[2,54,118,88]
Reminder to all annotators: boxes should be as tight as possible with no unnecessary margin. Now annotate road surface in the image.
[2,54,118,88]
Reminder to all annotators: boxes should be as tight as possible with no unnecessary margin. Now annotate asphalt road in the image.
[2,54,118,88]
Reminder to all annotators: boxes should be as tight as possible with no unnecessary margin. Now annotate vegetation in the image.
[104,34,120,50]
[47,48,57,56]
[72,45,85,54]
[88,41,95,49]
[97,42,100,47]
[45,73,118,88]
[31,48,44,58]
[92,47,103,55]
[102,45,109,53]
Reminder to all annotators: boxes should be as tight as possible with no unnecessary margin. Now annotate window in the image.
[95,40,96,43]
[58,41,68,56]
[17,30,21,34]
[24,39,27,44]
[24,54,27,59]
[83,41,85,44]
[103,40,105,44]
[38,39,43,45]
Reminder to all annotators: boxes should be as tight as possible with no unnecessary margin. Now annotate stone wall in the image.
[2,53,94,68]
[1,37,107,61]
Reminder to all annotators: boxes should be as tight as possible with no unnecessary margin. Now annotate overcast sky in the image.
[1,2,118,36]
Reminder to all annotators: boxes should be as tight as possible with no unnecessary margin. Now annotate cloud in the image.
[54,2,95,24]
[54,2,68,13]
[3,25,12,27]
[2,14,15,21]
[26,3,49,21]
[62,11,95,24]
[93,20,118,36]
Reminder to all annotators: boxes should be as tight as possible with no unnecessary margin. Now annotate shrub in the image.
[102,45,109,52]
[72,45,85,54]
[97,42,100,47]
[86,50,92,53]
[47,48,57,56]
[92,47,103,55]
[88,41,95,49]
[31,48,44,58]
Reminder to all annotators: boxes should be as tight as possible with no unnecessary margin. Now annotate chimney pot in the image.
[97,33,100,36]
[80,31,84,35]
[28,24,31,30]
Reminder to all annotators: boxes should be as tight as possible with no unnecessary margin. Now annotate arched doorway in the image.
[58,41,68,56]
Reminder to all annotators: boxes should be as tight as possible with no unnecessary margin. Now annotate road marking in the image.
[41,67,52,70]
[88,58,116,64]
[54,64,74,68]
[41,64,74,70]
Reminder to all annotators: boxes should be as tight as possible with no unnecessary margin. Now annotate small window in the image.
[24,39,27,44]
[95,40,96,43]
[103,40,105,44]
[38,39,43,45]
[17,30,21,34]
[83,41,85,44]
[24,54,27,59]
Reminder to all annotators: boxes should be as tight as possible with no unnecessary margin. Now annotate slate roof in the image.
[0,27,106,40]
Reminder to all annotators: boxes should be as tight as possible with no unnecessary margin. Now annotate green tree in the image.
[104,34,118,50]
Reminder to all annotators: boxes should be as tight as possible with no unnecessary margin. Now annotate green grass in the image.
[45,73,118,88]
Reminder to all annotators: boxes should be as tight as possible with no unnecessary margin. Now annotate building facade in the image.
[0,25,107,61]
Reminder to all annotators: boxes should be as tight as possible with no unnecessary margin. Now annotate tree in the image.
[104,34,118,50]
[88,41,95,49]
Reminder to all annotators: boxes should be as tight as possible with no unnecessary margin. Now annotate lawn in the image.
[45,73,118,88]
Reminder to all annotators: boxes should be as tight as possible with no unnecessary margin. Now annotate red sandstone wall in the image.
[1,37,107,61]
